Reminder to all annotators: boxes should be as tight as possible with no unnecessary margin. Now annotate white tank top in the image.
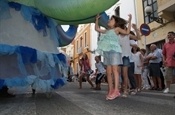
[119,35,131,57]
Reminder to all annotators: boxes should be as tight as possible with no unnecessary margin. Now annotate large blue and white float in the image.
[0,0,118,93]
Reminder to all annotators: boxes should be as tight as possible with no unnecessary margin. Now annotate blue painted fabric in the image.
[0,79,5,89]
[0,44,68,90]
[0,44,16,55]
[48,18,59,46]
[0,0,11,20]
[0,1,68,91]
[18,46,37,64]
[20,5,36,22]
[1,1,59,44]
[5,77,29,87]
[51,78,65,89]
[8,2,49,37]
[56,53,67,64]
[31,14,49,36]
[8,2,21,11]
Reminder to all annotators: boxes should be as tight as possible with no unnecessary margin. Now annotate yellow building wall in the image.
[71,24,92,74]
[158,0,168,6]
[136,0,175,48]
[158,0,175,8]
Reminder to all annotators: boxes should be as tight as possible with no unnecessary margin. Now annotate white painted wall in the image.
[90,23,98,71]
[106,0,137,24]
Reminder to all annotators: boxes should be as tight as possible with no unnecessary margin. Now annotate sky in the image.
[62,25,69,31]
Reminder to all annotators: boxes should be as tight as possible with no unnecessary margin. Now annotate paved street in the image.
[0,82,175,115]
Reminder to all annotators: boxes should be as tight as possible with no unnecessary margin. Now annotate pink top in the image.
[82,59,91,72]
[162,41,175,67]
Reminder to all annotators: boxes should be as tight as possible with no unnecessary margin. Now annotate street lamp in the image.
[145,6,164,24]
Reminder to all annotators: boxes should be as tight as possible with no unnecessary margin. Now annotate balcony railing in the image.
[158,0,175,21]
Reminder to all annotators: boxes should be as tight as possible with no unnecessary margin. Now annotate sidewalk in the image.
[170,84,175,93]
[100,82,175,97]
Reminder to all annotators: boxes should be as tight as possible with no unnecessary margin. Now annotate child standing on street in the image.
[95,14,132,100]
[94,56,106,90]
[78,53,94,89]
[132,45,144,92]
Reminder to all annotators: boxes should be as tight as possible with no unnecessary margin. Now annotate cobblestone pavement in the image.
[0,82,175,115]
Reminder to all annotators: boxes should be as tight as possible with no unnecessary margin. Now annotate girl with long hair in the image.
[95,14,132,100]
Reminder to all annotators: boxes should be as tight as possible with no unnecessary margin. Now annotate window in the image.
[142,0,158,24]
[84,32,87,47]
[76,40,78,53]
[80,37,83,47]
[76,62,79,74]
[115,6,120,16]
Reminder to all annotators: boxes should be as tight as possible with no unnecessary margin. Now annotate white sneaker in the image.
[145,86,151,90]
[130,91,137,95]
[163,88,169,93]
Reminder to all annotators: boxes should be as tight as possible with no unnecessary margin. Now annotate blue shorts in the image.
[103,51,122,66]
[119,56,130,67]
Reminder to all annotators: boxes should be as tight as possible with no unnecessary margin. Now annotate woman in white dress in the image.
[132,45,144,92]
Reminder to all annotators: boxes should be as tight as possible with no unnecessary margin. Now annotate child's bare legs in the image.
[106,65,120,100]
[122,66,129,94]
[95,83,101,90]
[138,74,142,91]
[117,67,122,91]
[134,74,138,89]
[106,66,113,96]
[112,65,120,93]
[157,77,162,90]
[135,74,142,91]
[86,75,94,88]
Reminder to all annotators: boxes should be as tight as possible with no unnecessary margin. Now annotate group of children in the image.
[78,13,144,100]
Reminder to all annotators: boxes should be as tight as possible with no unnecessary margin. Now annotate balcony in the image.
[157,0,175,21]
[77,47,83,54]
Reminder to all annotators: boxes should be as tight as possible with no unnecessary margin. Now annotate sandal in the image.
[122,91,128,98]
[106,90,120,100]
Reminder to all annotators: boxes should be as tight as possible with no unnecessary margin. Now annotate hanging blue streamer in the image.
[5,77,29,87]
[31,14,49,36]
[18,46,37,64]
[56,53,67,64]
[8,2,21,11]
[51,78,65,89]
[0,44,17,55]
